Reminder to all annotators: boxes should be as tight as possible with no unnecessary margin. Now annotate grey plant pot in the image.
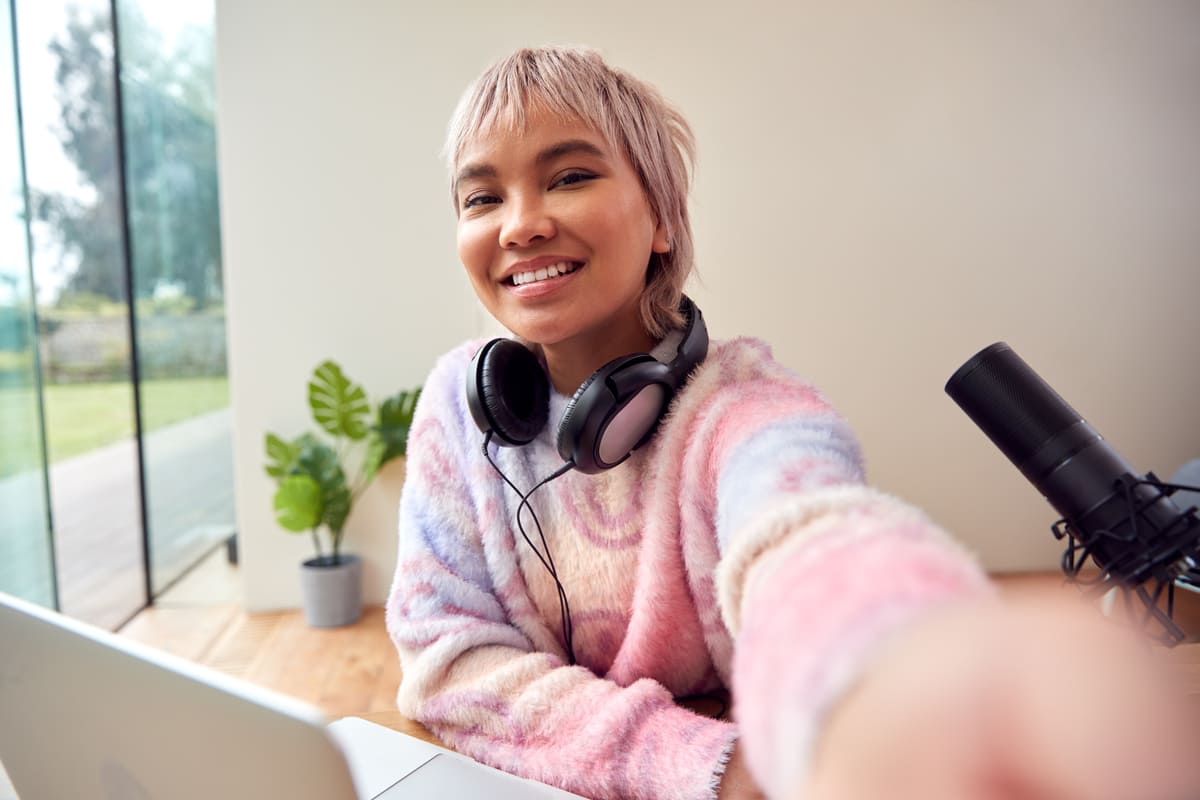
[299,554,362,628]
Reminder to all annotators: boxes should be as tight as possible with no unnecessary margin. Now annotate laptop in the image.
[0,592,583,800]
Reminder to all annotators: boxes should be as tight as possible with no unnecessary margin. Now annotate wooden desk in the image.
[352,710,445,747]
[1165,642,1200,697]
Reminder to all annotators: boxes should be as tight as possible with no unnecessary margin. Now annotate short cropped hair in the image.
[444,46,697,339]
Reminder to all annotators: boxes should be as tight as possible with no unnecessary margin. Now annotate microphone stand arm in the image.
[1052,474,1200,646]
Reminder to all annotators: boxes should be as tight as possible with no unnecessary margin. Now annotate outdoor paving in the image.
[0,408,235,630]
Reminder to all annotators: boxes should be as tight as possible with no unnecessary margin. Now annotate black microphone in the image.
[945,342,1200,643]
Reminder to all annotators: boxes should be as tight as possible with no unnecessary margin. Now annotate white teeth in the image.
[510,262,577,286]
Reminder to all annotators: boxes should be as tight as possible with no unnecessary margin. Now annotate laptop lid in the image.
[0,591,359,800]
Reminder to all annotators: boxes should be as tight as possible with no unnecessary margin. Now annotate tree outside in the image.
[33,3,223,317]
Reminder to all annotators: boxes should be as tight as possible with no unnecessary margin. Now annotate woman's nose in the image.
[500,195,556,249]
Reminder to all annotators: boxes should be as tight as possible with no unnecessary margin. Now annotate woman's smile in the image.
[501,255,585,294]
[508,260,581,288]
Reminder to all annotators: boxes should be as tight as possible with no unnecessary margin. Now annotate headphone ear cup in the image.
[558,356,669,473]
[467,339,550,446]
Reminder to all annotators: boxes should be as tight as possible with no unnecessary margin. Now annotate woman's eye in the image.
[462,193,499,209]
[552,171,595,189]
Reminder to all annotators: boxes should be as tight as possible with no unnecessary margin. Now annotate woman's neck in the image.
[542,320,656,396]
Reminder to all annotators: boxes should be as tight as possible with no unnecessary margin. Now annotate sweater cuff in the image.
[554,699,739,800]
[642,705,738,800]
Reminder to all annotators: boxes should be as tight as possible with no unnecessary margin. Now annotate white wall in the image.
[215,0,1200,610]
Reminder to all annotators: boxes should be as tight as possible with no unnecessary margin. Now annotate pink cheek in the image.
[456,230,490,275]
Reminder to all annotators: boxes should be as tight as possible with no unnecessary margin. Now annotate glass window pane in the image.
[0,0,53,607]
[16,0,145,629]
[116,0,233,594]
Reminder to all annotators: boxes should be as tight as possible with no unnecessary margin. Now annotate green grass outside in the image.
[0,376,229,479]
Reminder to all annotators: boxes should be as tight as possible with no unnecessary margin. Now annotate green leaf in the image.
[293,437,342,485]
[308,360,370,440]
[363,437,385,484]
[322,483,351,533]
[291,438,350,533]
[264,432,301,478]
[373,387,421,467]
[273,475,322,532]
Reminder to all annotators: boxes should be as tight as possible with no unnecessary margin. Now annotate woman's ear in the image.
[652,219,670,254]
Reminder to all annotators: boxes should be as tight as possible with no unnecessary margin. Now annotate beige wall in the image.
[215,0,1200,610]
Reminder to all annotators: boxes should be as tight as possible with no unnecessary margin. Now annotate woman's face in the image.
[454,108,669,351]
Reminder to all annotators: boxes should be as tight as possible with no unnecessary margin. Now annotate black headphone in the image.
[466,296,709,474]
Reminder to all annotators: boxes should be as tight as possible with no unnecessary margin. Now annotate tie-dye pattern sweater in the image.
[386,336,991,800]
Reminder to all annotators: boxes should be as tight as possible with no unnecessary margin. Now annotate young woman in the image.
[386,46,1194,800]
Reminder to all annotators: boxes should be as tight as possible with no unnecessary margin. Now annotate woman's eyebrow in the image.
[535,138,607,165]
[454,163,496,190]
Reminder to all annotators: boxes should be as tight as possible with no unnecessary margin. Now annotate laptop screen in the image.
[0,592,358,800]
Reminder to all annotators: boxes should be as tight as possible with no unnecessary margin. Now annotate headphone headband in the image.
[654,295,706,386]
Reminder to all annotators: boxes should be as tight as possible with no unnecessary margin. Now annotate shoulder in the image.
[424,339,486,388]
[703,336,787,379]
[415,338,489,413]
[666,335,851,444]
[406,338,490,449]
[682,336,825,404]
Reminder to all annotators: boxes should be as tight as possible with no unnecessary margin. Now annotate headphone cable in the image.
[482,432,578,665]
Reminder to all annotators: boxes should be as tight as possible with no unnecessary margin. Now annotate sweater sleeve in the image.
[675,339,994,799]
[385,342,736,800]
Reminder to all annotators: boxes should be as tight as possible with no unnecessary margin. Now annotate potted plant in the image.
[264,360,420,627]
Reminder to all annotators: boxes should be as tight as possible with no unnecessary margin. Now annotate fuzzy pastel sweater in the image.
[386,336,991,800]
